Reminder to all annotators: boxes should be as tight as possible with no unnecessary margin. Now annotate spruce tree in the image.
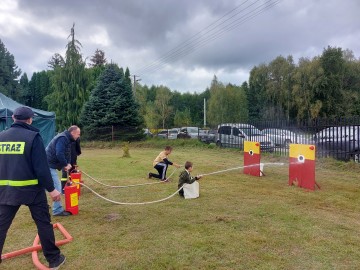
[18,73,30,105]
[0,39,21,100]
[89,49,107,67]
[47,53,65,69]
[80,63,143,141]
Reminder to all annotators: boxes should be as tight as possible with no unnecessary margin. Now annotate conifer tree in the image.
[47,53,65,69]
[89,49,107,67]
[0,39,21,100]
[46,24,88,130]
[124,67,132,88]
[80,63,143,140]
[18,73,30,104]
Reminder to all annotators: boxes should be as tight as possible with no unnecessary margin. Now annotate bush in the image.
[122,141,131,157]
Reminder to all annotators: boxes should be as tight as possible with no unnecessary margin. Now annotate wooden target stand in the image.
[289,144,320,191]
[243,141,264,177]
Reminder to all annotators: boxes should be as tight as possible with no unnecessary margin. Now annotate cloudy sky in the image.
[1,0,359,93]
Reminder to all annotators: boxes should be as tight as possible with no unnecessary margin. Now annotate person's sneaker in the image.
[49,254,66,269]
[161,178,169,183]
[148,173,152,179]
[54,211,72,217]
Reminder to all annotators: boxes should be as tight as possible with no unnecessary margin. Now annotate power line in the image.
[134,0,281,78]
[135,0,256,73]
[137,0,279,75]
[143,1,280,76]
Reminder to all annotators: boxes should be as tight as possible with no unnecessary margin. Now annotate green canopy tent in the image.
[0,92,56,146]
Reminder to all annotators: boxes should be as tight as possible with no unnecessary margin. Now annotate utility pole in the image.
[133,75,141,94]
[204,98,206,127]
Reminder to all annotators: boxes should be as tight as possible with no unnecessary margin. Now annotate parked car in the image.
[200,129,217,144]
[314,125,360,162]
[168,128,180,140]
[143,128,153,137]
[178,127,200,139]
[261,128,312,148]
[216,123,274,152]
[156,130,168,139]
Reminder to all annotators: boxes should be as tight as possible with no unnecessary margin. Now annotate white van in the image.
[216,123,274,152]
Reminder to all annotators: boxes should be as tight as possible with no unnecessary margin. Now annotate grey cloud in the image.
[3,0,360,92]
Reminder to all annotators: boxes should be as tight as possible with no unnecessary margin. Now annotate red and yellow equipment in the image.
[289,144,319,190]
[70,168,83,196]
[64,179,79,215]
[243,141,262,177]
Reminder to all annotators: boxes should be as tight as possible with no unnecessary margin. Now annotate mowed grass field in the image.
[2,142,360,270]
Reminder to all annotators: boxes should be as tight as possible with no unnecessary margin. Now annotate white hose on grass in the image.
[200,162,285,176]
[79,162,285,205]
[80,182,185,205]
[82,168,179,188]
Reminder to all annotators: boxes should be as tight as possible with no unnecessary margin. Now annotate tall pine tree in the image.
[18,73,29,104]
[89,49,107,67]
[0,39,22,100]
[46,24,88,130]
[80,63,143,140]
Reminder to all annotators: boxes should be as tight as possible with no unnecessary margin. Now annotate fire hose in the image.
[82,167,179,188]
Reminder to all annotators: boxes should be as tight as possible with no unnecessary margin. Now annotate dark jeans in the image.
[150,163,168,180]
[0,192,60,264]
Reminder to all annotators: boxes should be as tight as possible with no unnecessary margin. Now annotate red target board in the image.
[244,141,261,177]
[289,144,318,190]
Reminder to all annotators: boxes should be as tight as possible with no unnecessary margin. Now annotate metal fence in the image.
[199,117,360,162]
[82,126,144,142]
[82,116,360,163]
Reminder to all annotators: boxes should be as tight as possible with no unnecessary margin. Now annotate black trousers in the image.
[151,163,168,180]
[61,169,68,193]
[0,192,60,264]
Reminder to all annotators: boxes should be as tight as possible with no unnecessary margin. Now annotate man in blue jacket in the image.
[0,106,66,269]
[46,125,81,216]
[60,138,81,193]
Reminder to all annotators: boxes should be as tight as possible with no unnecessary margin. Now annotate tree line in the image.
[1,25,360,140]
[248,48,360,122]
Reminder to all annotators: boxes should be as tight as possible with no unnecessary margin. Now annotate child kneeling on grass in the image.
[178,161,203,199]
[149,146,181,181]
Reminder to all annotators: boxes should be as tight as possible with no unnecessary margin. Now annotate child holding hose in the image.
[178,161,203,198]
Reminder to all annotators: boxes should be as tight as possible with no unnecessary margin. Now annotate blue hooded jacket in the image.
[46,130,74,170]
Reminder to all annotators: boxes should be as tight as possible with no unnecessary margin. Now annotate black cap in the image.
[13,106,35,120]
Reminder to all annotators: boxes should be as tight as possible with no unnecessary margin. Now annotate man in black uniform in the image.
[0,107,66,269]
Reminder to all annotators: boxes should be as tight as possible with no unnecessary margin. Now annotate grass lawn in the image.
[2,141,360,269]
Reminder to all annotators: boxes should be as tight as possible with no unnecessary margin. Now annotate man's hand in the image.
[197,175,203,179]
[49,189,61,201]
[64,163,72,171]
[174,163,181,168]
